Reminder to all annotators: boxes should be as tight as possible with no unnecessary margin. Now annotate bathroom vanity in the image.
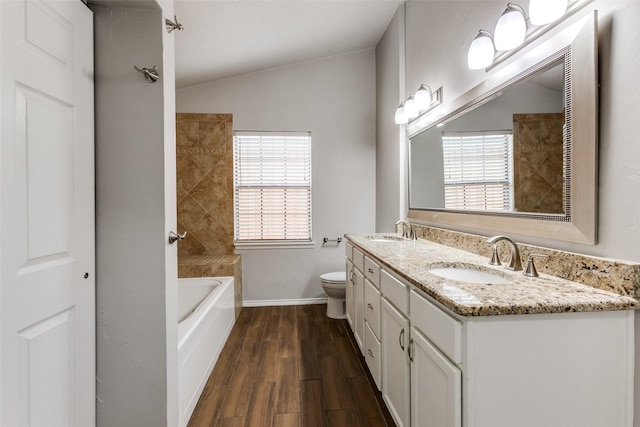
[345,234,637,427]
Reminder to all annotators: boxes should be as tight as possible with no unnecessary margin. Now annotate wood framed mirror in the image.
[406,11,598,244]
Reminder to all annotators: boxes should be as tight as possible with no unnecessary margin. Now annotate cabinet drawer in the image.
[364,256,381,288]
[353,247,365,272]
[365,322,381,390]
[381,269,408,314]
[365,279,381,339]
[345,240,353,262]
[410,289,462,364]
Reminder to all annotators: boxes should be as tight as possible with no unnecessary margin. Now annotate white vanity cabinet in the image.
[345,241,354,329]
[409,290,462,427]
[346,247,366,354]
[345,258,355,329]
[364,255,382,388]
[381,268,462,427]
[381,297,410,427]
[347,240,635,427]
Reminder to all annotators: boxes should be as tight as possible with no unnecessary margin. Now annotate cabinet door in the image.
[354,268,365,353]
[346,259,355,330]
[410,327,461,427]
[382,298,410,427]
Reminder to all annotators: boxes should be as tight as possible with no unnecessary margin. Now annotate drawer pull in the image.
[399,328,405,351]
[349,269,355,283]
[367,349,375,358]
[367,303,374,310]
[367,268,374,274]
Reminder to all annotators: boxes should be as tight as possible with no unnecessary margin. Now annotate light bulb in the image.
[404,95,419,119]
[394,103,408,124]
[494,4,527,51]
[529,0,568,25]
[414,85,432,111]
[468,30,495,69]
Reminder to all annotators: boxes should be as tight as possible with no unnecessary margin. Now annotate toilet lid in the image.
[321,271,346,283]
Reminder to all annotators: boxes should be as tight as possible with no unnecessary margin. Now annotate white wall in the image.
[376,2,640,424]
[375,5,405,232]
[94,2,178,426]
[176,50,376,303]
[395,0,640,263]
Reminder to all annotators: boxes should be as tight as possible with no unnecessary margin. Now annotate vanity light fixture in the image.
[414,84,433,111]
[467,1,575,70]
[468,30,496,69]
[494,3,527,51]
[404,95,419,119]
[529,0,568,25]
[394,102,408,124]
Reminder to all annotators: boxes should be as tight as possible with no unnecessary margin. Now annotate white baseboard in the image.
[243,297,328,307]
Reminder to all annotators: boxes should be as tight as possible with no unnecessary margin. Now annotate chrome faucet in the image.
[395,219,415,239]
[485,235,522,271]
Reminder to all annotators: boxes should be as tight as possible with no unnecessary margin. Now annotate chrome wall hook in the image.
[168,231,187,244]
[134,65,159,83]
[166,16,184,33]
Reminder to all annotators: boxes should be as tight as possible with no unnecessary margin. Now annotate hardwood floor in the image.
[187,304,395,427]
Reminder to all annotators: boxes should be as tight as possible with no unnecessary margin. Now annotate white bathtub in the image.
[178,276,235,427]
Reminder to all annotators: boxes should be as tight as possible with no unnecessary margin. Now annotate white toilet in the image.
[320,271,347,319]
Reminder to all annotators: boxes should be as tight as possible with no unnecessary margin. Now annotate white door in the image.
[0,1,94,426]
[410,327,461,427]
[381,298,410,427]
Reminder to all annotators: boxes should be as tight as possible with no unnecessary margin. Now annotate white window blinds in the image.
[442,131,513,211]
[234,131,312,242]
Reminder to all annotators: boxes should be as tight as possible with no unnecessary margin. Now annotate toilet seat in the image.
[320,271,346,284]
[322,281,345,290]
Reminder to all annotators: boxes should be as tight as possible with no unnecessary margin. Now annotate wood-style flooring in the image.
[187,304,395,427]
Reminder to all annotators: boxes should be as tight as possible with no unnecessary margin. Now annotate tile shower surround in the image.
[409,223,640,299]
[176,113,243,316]
[176,113,234,258]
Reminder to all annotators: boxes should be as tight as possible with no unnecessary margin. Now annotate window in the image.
[442,131,513,211]
[234,131,312,244]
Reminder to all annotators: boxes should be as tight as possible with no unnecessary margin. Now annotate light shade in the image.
[414,85,432,111]
[404,95,419,119]
[494,4,527,51]
[529,0,568,25]
[394,103,408,124]
[467,30,495,69]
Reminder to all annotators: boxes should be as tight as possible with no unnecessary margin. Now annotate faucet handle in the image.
[523,254,548,278]
[487,243,501,266]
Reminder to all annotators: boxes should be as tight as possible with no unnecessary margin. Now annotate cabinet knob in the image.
[367,303,374,310]
[367,349,375,358]
[367,268,374,273]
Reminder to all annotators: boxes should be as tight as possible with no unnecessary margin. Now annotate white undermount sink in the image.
[427,267,510,285]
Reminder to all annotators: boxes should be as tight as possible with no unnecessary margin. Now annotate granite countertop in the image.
[346,234,639,317]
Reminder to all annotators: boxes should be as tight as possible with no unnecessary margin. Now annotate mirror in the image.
[410,59,566,215]
[407,12,598,244]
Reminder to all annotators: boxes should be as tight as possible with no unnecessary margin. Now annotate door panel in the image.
[19,309,75,427]
[381,298,410,427]
[1,1,95,426]
[411,327,461,427]
[19,85,74,262]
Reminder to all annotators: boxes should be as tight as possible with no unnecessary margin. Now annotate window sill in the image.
[234,241,316,250]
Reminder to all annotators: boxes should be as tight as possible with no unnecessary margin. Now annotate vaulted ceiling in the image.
[173,0,403,88]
